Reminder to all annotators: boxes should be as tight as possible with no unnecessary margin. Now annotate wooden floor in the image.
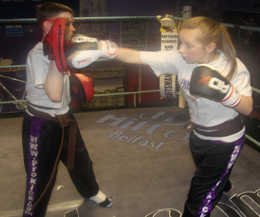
[0,106,260,217]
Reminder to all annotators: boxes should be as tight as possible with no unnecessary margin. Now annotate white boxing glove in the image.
[65,34,101,69]
[100,40,119,59]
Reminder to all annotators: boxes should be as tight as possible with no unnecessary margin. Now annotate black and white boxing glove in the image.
[190,64,241,108]
[65,34,102,69]
[65,35,119,69]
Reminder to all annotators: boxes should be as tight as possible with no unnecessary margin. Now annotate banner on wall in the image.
[161,29,178,51]
[159,16,178,99]
[159,16,178,51]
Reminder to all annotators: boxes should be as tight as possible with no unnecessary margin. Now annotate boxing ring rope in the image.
[0,88,259,148]
[252,87,260,94]
[0,89,162,105]
[1,16,159,23]
[1,16,260,32]
[0,16,259,148]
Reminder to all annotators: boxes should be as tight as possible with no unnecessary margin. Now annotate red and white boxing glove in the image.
[43,20,100,72]
[100,40,119,59]
[44,25,118,72]
[190,64,241,108]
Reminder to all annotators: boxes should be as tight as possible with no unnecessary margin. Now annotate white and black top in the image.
[25,42,71,116]
[140,50,252,142]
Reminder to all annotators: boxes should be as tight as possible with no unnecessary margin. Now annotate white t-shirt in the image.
[26,42,71,116]
[140,50,252,142]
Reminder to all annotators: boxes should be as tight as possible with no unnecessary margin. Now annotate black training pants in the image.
[22,113,99,217]
[182,132,244,217]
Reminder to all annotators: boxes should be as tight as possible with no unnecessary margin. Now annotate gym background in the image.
[0,0,259,126]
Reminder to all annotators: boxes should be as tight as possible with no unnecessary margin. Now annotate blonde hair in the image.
[181,16,237,80]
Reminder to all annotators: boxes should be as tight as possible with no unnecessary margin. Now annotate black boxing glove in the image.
[190,64,241,108]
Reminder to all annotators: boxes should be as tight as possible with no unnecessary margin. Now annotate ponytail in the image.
[219,25,237,80]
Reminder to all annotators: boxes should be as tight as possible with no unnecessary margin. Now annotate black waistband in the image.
[192,115,244,137]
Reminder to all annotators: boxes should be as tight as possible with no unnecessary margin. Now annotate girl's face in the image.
[178,28,212,64]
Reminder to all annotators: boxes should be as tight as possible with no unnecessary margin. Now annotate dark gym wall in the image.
[0,0,260,112]
[1,0,260,65]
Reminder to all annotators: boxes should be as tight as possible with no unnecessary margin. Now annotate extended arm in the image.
[44,18,144,72]
[95,40,142,64]
[116,47,143,64]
